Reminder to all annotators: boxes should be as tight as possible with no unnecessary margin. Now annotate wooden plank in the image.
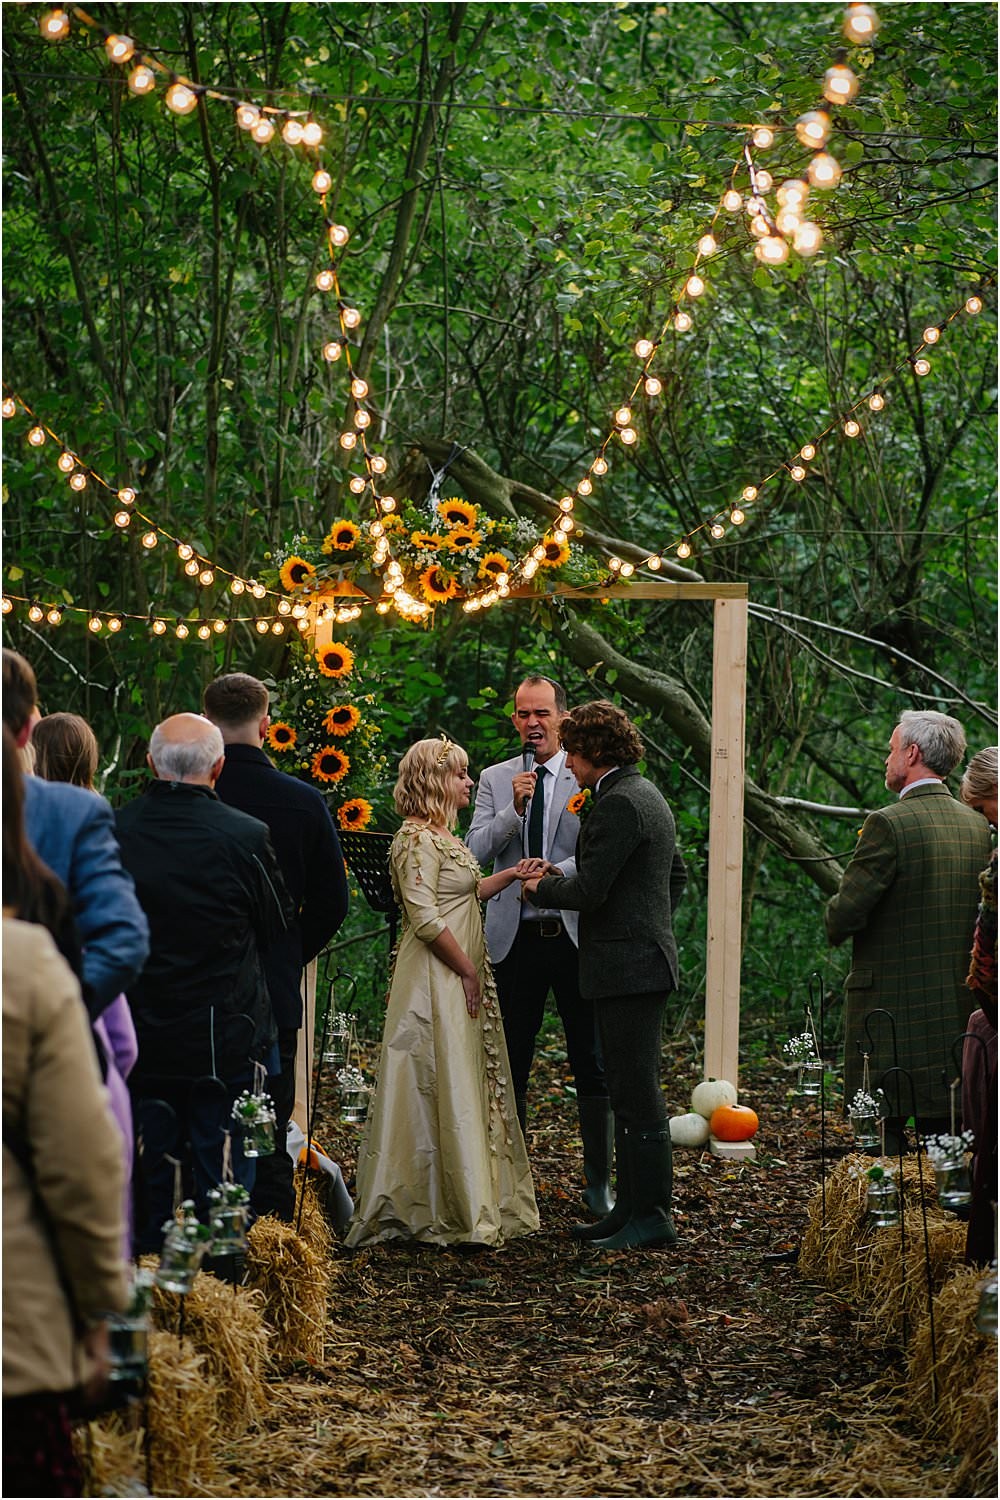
[703,596,748,1090]
[506,581,749,601]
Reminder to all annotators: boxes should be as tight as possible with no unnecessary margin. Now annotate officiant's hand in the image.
[512,769,537,816]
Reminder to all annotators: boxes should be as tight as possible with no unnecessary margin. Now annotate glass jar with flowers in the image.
[337,1064,370,1124]
[207,1181,251,1255]
[156,1202,213,1293]
[231,1089,277,1158]
[849,1087,882,1149]
[863,1163,900,1228]
[925,1130,974,1212]
[783,1031,823,1096]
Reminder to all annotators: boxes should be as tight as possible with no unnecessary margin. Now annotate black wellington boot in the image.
[515,1095,528,1139]
[578,1096,615,1217]
[591,1123,678,1250]
[571,1118,629,1240]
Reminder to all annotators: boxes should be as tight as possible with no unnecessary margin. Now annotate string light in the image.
[165,83,199,116]
[28,602,45,623]
[236,103,260,130]
[128,66,156,96]
[252,118,275,144]
[868,392,885,411]
[69,472,87,491]
[674,311,693,332]
[105,35,136,64]
[2,397,17,418]
[843,4,880,44]
[57,450,75,473]
[685,275,706,298]
[913,356,931,376]
[793,222,824,255]
[799,444,817,461]
[808,154,842,189]
[752,126,775,150]
[39,10,71,41]
[823,64,860,104]
[795,111,832,148]
[722,190,742,212]
[922,326,941,344]
[966,296,983,315]
[28,426,46,447]
[844,418,861,437]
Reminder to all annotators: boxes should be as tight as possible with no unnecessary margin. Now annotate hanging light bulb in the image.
[315,270,336,294]
[730,508,746,525]
[329,224,350,247]
[351,377,369,399]
[281,118,304,145]
[380,495,397,513]
[2,397,17,418]
[312,169,332,194]
[808,154,842,188]
[777,179,809,208]
[697,234,717,257]
[213,619,227,633]
[965,295,984,315]
[756,236,789,265]
[576,479,592,496]
[251,118,276,144]
[913,357,931,376]
[107,616,123,633]
[57,450,75,472]
[88,616,103,633]
[349,476,367,494]
[614,406,632,426]
[790,464,807,481]
[619,561,635,577]
[922,325,941,344]
[370,454,388,474]
[341,307,362,329]
[230,578,245,595]
[823,64,860,104]
[69,471,87,491]
[741,486,757,503]
[339,431,357,450]
[27,602,45,623]
[592,456,609,476]
[844,418,861,437]
[251,582,267,600]
[795,111,832,148]
[177,543,194,560]
[868,391,885,411]
[747,196,767,217]
[236,103,260,130]
[557,515,574,533]
[723,189,742,212]
[28,426,46,446]
[676,541,692,559]
[710,523,726,541]
[152,618,168,635]
[843,4,880,43]
[114,510,131,528]
[634,338,655,359]
[619,427,638,445]
[198,568,214,586]
[165,83,198,116]
[128,65,156,96]
[255,619,269,635]
[301,121,323,146]
[277,598,292,616]
[1,597,12,614]
[141,531,158,548]
[800,444,817,461]
[118,487,136,505]
[354,410,371,429]
[647,555,662,570]
[674,311,693,332]
[755,170,774,194]
[750,216,771,239]
[368,520,385,539]
[184,559,200,576]
[644,376,663,396]
[175,621,189,639]
[752,125,775,150]
[105,34,135,64]
[196,624,211,640]
[322,339,343,362]
[46,606,63,625]
[685,275,705,298]
[40,10,71,41]
[775,208,802,236]
[793,221,824,256]
[560,495,576,512]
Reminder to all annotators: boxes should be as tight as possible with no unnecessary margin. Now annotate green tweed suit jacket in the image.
[533,766,687,1001]
[825,782,992,1118]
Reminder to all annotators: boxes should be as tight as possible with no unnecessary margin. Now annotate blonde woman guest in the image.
[345,737,539,1248]
[958,746,997,1266]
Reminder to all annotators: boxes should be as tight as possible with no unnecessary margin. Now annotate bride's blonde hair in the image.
[394,736,468,828]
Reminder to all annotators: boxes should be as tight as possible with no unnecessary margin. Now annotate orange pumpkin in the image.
[709,1104,759,1141]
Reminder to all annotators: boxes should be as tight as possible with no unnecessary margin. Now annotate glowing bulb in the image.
[152,619,167,635]
[709,523,725,541]
[252,118,276,144]
[615,407,632,426]
[46,607,62,625]
[322,340,343,362]
[314,272,335,296]
[685,275,705,298]
[28,603,44,623]
[2,398,16,418]
[175,622,189,639]
[105,34,135,64]
[88,616,103,633]
[377,600,392,615]
[795,111,831,148]
[297,616,310,631]
[522,559,538,578]
[197,624,211,640]
[301,121,323,146]
[339,431,357,450]
[141,531,158,548]
[777,179,809,208]
[165,83,198,116]
[370,455,387,474]
[752,126,775,149]
[823,64,860,104]
[329,224,350,247]
[341,307,361,329]
[277,598,292,616]
[127,65,156,96]
[966,296,983,315]
[560,496,575,512]
[255,619,269,635]
[107,616,122,633]
[349,476,366,494]
[790,464,807,482]
[844,4,879,43]
[369,521,384,538]
[868,392,885,411]
[213,619,227,633]
[592,457,609,476]
[723,189,742,212]
[750,216,770,239]
[557,516,574,533]
[793,222,824,256]
[40,10,71,41]
[69,471,87,491]
[742,486,758,502]
[575,479,591,497]
[230,578,245,595]
[57,450,75,472]
[184,559,200,576]
[913,357,931,376]
[647,555,662,570]
[634,338,655,359]
[351,378,369,399]
[754,169,773,193]
[620,561,635,577]
[28,426,46,446]
[677,541,692,559]
[236,103,260,130]
[312,169,332,194]
[674,311,692,332]
[114,510,131,528]
[747,196,767,217]
[844,419,861,437]
[354,409,371,429]
[800,444,817,461]
[730,508,746,525]
[608,557,622,573]
[1,597,12,613]
[380,495,396,512]
[118,487,136,505]
[922,326,940,345]
[644,376,663,397]
[198,568,214,586]
[619,427,637,445]
[697,234,717,257]
[251,582,267,600]
[177,543,194,561]
[756,236,789,265]
[281,119,304,145]
[807,154,842,189]
[776,209,802,236]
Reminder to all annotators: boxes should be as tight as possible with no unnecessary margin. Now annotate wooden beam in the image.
[703,595,748,1089]
[507,581,749,602]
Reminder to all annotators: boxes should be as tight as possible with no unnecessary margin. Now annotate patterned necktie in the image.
[527,764,546,857]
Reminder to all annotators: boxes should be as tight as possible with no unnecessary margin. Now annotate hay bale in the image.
[291,1170,335,1259]
[151,1271,272,1433]
[75,1414,145,1498]
[863,1213,966,1343]
[245,1214,331,1369]
[908,1264,999,1492]
[145,1329,221,1494]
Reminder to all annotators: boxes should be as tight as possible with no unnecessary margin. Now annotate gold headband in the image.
[434,735,455,767]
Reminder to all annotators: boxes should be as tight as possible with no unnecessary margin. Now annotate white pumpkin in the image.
[669,1111,712,1147]
[690,1078,738,1119]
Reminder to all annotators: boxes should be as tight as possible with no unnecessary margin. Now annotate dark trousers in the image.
[2,1393,82,1498]
[133,1077,256,1254]
[595,991,669,1129]
[493,922,606,1100]
[250,1025,297,1222]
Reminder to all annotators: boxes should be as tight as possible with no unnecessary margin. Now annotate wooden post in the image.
[704,593,748,1089]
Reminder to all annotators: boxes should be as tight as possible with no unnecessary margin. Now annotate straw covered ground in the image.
[86,1042,997,1498]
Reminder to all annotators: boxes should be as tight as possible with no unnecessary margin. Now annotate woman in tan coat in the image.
[2,727,128,1496]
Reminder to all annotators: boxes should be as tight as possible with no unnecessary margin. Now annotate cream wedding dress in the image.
[344,823,538,1247]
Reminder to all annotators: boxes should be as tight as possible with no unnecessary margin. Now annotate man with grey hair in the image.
[116,713,294,1253]
[826,709,992,1149]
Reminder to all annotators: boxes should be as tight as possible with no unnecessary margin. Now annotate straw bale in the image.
[244,1214,331,1369]
[151,1270,272,1433]
[908,1264,999,1494]
[145,1328,222,1494]
[291,1170,336,1259]
[75,1414,146,1498]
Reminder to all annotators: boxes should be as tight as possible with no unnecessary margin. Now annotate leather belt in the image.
[522,919,564,939]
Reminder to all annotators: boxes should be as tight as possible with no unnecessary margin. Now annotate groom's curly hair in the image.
[558,700,643,766]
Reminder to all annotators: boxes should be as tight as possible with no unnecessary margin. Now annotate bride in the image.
[344,736,539,1248]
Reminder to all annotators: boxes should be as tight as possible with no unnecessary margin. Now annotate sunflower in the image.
[419,565,458,604]
[311,746,351,784]
[538,534,571,568]
[279,556,317,590]
[437,498,479,529]
[443,527,483,552]
[323,703,361,737]
[410,530,443,550]
[382,513,405,533]
[477,550,510,581]
[567,789,592,817]
[337,797,373,830]
[322,520,361,553]
[266,722,298,752]
[316,641,355,678]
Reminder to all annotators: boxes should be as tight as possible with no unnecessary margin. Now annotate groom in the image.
[466,675,613,1216]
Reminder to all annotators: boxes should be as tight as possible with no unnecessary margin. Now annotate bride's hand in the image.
[462,971,482,1018]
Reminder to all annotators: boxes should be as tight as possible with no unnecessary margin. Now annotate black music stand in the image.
[339,830,399,950]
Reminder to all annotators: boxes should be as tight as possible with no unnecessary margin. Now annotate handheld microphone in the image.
[521,743,536,774]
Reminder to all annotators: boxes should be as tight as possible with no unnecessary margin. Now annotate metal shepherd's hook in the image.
[877,1064,938,1403]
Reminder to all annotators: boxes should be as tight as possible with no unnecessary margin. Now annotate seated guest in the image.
[3,727,128,1498]
[959,747,997,1267]
[115,713,294,1254]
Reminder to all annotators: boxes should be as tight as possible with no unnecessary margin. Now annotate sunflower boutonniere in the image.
[566,787,592,822]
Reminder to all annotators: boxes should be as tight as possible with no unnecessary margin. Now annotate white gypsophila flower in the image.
[337,1065,368,1092]
[850,1088,881,1115]
[783,1032,819,1062]
[925,1130,974,1165]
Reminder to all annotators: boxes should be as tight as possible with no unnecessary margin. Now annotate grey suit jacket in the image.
[466,753,581,962]
[533,766,687,1001]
